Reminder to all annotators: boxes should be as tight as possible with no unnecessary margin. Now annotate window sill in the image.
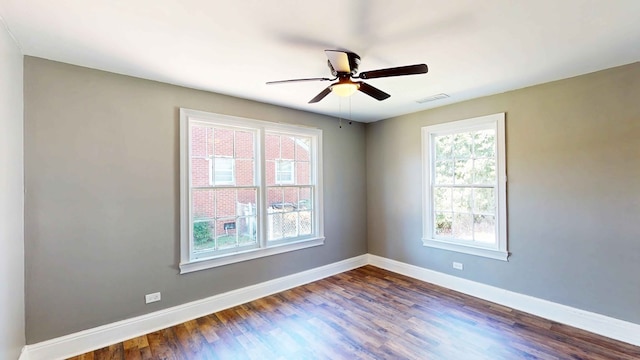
[180,237,325,274]
[422,238,509,261]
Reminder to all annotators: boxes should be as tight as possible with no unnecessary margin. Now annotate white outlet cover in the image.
[145,292,161,304]
[453,262,464,270]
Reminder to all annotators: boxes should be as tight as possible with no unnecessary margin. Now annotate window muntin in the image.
[422,113,508,260]
[180,109,323,273]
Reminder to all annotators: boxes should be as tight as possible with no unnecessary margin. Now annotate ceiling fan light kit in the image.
[267,50,428,103]
[331,82,360,97]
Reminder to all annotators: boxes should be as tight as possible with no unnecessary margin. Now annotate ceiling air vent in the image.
[416,93,450,104]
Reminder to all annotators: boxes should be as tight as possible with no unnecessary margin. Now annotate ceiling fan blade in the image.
[325,50,352,73]
[308,86,332,103]
[358,64,428,79]
[358,82,391,101]
[266,77,333,85]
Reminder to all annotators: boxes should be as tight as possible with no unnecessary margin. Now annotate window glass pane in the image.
[267,187,284,209]
[282,212,299,238]
[266,159,276,186]
[191,158,210,187]
[193,220,215,252]
[452,188,472,213]
[236,189,258,246]
[214,128,234,157]
[268,213,284,241]
[216,219,238,250]
[190,125,208,157]
[295,138,311,161]
[299,187,312,210]
[296,161,310,185]
[234,159,254,186]
[215,188,236,218]
[474,215,495,243]
[453,132,472,159]
[454,159,474,185]
[434,134,453,160]
[280,135,295,159]
[283,187,298,207]
[433,187,452,212]
[434,160,453,185]
[299,211,312,236]
[473,158,496,185]
[473,130,495,158]
[192,189,215,219]
[434,212,453,237]
[452,213,473,240]
[473,188,495,214]
[237,217,257,245]
[265,133,280,161]
[234,130,254,159]
[237,188,257,215]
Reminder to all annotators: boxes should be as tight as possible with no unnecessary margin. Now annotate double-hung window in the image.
[180,108,324,273]
[422,113,508,260]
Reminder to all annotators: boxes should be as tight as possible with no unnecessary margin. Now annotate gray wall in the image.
[24,57,368,343]
[0,23,25,359]
[24,54,640,345]
[367,62,640,324]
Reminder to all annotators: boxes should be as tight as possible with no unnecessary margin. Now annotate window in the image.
[180,108,324,273]
[422,113,508,260]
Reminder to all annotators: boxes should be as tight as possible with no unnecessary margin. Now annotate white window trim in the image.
[421,113,509,261]
[180,108,324,274]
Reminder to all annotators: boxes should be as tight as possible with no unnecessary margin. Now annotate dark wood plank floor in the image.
[68,265,640,360]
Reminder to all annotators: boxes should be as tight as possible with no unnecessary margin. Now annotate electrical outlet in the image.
[145,292,161,304]
[452,262,464,270]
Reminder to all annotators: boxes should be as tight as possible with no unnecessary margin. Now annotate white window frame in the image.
[421,113,508,261]
[275,159,295,184]
[180,108,324,274]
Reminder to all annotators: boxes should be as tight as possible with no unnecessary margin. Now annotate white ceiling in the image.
[1,0,639,122]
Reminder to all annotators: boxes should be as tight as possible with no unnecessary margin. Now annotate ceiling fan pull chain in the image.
[349,97,352,125]
[339,99,343,128]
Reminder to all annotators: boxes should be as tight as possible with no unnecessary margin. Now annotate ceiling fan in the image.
[266,50,428,103]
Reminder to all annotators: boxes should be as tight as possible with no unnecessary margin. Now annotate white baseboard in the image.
[18,347,29,360]
[367,254,640,347]
[20,255,368,360]
[20,253,640,359]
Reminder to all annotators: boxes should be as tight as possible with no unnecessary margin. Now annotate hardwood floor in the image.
[68,265,640,360]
